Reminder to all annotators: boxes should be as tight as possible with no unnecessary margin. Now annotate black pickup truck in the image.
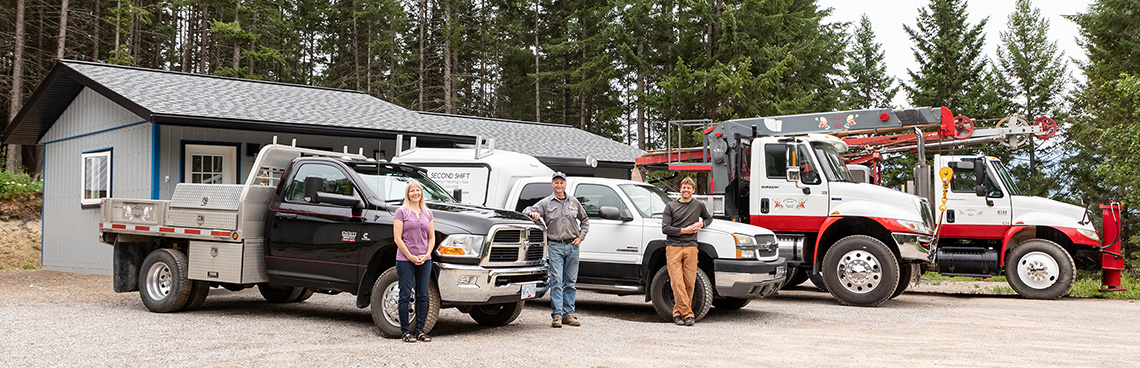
[98,144,547,337]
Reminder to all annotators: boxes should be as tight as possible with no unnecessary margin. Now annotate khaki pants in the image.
[665,245,699,319]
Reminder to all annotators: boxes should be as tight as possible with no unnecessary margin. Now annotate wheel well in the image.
[356,246,397,308]
[1009,226,1098,270]
[814,217,896,272]
[641,245,716,302]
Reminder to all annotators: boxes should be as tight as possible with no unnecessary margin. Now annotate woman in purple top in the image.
[394,181,436,343]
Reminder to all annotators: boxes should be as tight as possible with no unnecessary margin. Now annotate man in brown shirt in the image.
[661,177,712,326]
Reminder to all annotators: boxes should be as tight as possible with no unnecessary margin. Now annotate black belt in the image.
[550,238,576,243]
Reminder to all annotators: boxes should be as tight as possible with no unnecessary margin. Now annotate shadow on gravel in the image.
[525,298,662,323]
[906,291,1022,299]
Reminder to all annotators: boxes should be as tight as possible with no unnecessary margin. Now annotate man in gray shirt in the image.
[662,177,712,326]
[524,172,589,328]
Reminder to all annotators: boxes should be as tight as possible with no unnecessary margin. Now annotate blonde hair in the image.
[401,181,430,212]
[680,177,697,191]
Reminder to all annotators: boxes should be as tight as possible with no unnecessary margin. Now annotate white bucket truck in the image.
[392,139,786,321]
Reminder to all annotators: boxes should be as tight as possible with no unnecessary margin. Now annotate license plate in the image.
[521,283,537,299]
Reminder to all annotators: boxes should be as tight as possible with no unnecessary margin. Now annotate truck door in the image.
[749,140,830,232]
[267,162,364,289]
[939,156,1013,239]
[572,183,642,283]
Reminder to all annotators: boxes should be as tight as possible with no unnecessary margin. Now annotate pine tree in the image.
[903,0,987,114]
[841,15,897,109]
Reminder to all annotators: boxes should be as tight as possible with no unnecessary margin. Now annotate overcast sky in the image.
[816,0,1092,108]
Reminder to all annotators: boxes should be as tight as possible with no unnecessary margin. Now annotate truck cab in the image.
[742,134,934,306]
[394,146,786,321]
[99,144,547,337]
[932,154,1102,299]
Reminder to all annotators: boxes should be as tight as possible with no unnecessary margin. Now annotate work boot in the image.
[551,316,562,328]
[684,317,695,326]
[673,316,685,326]
[563,315,581,326]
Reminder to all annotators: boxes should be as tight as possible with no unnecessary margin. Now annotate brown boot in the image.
[551,316,562,328]
[562,315,581,326]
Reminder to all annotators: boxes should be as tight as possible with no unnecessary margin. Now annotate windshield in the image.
[350,164,455,203]
[619,184,672,218]
[989,159,1023,196]
[810,142,854,182]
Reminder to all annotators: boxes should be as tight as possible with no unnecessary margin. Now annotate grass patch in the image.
[989,285,1016,295]
[0,170,42,201]
[1067,274,1140,299]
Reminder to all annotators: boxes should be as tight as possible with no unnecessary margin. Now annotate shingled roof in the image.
[4,60,642,164]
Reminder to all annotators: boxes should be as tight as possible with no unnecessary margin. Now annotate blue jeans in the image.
[547,241,579,318]
[396,260,431,334]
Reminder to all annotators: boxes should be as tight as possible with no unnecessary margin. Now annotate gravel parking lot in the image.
[2,270,1138,367]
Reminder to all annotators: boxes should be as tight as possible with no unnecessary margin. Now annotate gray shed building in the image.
[2,60,643,274]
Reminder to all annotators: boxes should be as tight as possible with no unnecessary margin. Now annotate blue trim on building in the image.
[151,124,161,199]
[179,140,243,184]
[37,120,149,146]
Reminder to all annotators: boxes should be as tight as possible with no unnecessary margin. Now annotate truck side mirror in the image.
[973,160,987,197]
[304,176,325,203]
[452,188,463,202]
[785,166,800,182]
[599,206,633,222]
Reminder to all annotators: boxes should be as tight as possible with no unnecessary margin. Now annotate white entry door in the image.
[185,144,237,184]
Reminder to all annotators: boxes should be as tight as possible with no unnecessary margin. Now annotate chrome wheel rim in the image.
[1017,251,1059,289]
[382,282,413,326]
[145,261,172,301]
[836,250,882,294]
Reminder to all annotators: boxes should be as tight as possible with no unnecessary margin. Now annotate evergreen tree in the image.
[841,15,897,109]
[903,0,987,114]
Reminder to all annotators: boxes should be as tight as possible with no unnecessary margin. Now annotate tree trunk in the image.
[8,0,27,172]
[534,0,540,122]
[443,0,453,113]
[114,0,121,50]
[353,0,360,90]
[389,18,397,101]
[418,0,426,110]
[93,0,101,60]
[367,21,373,95]
[57,0,70,60]
[637,35,646,150]
[233,1,240,71]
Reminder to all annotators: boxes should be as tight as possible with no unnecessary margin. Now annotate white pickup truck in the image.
[393,142,786,321]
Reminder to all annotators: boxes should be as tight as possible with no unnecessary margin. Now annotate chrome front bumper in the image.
[893,232,934,262]
[436,263,547,303]
[713,258,787,298]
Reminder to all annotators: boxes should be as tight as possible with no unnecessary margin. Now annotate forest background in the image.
[1,0,1138,266]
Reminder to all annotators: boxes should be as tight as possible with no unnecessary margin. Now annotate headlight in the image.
[733,234,756,259]
[895,219,930,234]
[438,235,486,257]
[1077,229,1100,243]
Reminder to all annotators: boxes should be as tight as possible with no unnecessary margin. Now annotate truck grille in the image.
[484,227,545,265]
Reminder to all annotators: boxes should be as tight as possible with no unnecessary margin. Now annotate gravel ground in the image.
[2,270,1138,367]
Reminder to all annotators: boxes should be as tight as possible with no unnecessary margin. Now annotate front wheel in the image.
[648,266,713,322]
[1005,239,1075,299]
[138,249,194,313]
[469,301,525,326]
[370,267,441,338]
[822,235,900,307]
[784,267,810,288]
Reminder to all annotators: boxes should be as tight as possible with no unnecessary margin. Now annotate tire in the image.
[821,235,900,307]
[890,263,921,299]
[711,297,751,310]
[293,288,315,302]
[469,301,525,326]
[138,249,194,313]
[182,280,211,311]
[808,272,829,292]
[258,284,303,303]
[648,266,713,322]
[785,267,810,288]
[370,267,441,338]
[1005,239,1075,300]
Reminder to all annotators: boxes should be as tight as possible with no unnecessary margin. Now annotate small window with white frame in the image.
[81,150,112,205]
